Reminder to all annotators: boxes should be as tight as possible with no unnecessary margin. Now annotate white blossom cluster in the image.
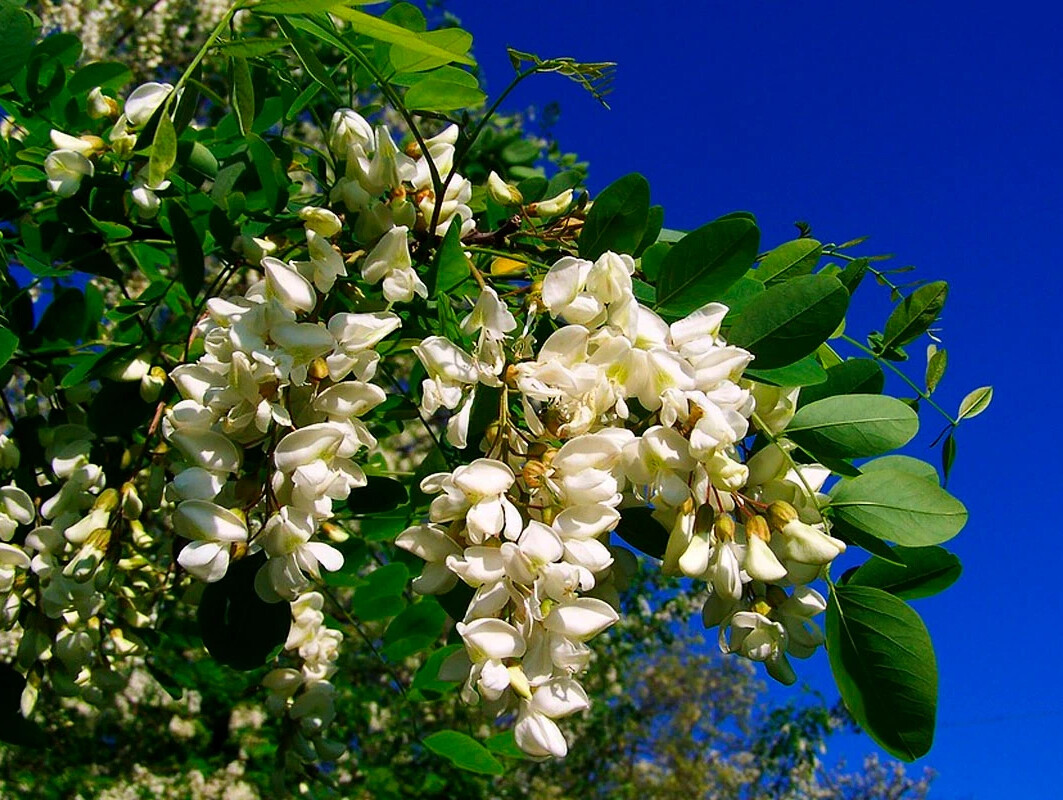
[0,430,151,711]
[261,591,346,763]
[397,247,848,756]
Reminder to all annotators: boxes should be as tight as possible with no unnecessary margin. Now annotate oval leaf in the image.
[757,238,821,284]
[147,110,177,188]
[578,173,651,261]
[655,217,760,317]
[798,358,884,407]
[828,469,968,547]
[423,730,504,775]
[847,545,961,600]
[957,385,992,421]
[881,281,948,352]
[728,275,849,369]
[786,394,918,459]
[826,585,937,761]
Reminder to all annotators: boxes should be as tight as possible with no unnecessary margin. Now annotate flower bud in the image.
[765,501,800,531]
[299,206,343,237]
[491,257,526,276]
[487,170,523,206]
[139,366,166,403]
[714,513,736,542]
[746,515,771,542]
[507,664,532,700]
[87,87,120,120]
[120,482,143,520]
[529,188,573,218]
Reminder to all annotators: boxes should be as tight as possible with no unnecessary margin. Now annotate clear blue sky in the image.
[448,1,1063,796]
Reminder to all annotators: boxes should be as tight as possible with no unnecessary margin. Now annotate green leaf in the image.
[745,354,827,387]
[847,545,962,600]
[881,281,948,352]
[411,643,462,693]
[639,241,669,283]
[346,475,408,515]
[147,110,177,188]
[613,506,669,559]
[484,730,529,760]
[383,600,446,660]
[214,38,288,58]
[837,256,870,294]
[957,385,992,421]
[829,469,968,547]
[635,205,664,256]
[798,358,884,407]
[925,346,947,392]
[826,585,937,760]
[85,211,132,240]
[423,730,504,775]
[757,238,821,284]
[831,517,906,565]
[429,223,470,296]
[941,433,956,482]
[390,28,474,73]
[352,562,409,621]
[231,56,255,136]
[275,17,342,102]
[0,328,17,370]
[728,275,849,369]
[68,61,132,94]
[0,3,34,86]
[246,134,289,214]
[578,173,651,261]
[165,200,205,300]
[198,555,291,671]
[861,455,938,484]
[786,394,918,459]
[655,217,760,317]
[329,6,475,66]
[404,74,485,112]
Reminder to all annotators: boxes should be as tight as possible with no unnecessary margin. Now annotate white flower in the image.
[361,226,426,303]
[44,150,93,197]
[421,459,522,543]
[124,82,173,127]
[174,500,248,582]
[395,524,462,594]
[623,426,696,507]
[543,597,619,641]
[721,610,796,685]
[486,170,522,206]
[327,108,374,158]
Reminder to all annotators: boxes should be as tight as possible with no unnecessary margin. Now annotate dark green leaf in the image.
[0,327,18,370]
[612,506,669,559]
[881,281,948,352]
[757,238,821,284]
[423,730,504,775]
[941,433,956,483]
[728,275,848,369]
[429,223,470,296]
[352,562,409,621]
[639,241,669,283]
[798,358,884,407]
[484,730,529,760]
[829,469,967,547]
[0,4,34,86]
[383,600,446,659]
[655,217,760,317]
[746,355,827,387]
[231,56,255,136]
[275,17,342,102]
[786,394,918,459]
[68,61,132,94]
[214,38,288,58]
[635,205,664,256]
[837,256,870,294]
[578,173,650,261]
[826,585,937,760]
[847,545,961,600]
[166,200,205,300]
[0,664,46,748]
[198,554,291,671]
[346,475,409,515]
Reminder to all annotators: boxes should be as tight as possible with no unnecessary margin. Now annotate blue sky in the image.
[449,1,1063,796]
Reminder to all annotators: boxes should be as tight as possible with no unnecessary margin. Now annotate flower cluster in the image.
[262,591,345,762]
[392,246,846,756]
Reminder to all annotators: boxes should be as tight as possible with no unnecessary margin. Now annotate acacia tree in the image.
[0,0,988,793]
